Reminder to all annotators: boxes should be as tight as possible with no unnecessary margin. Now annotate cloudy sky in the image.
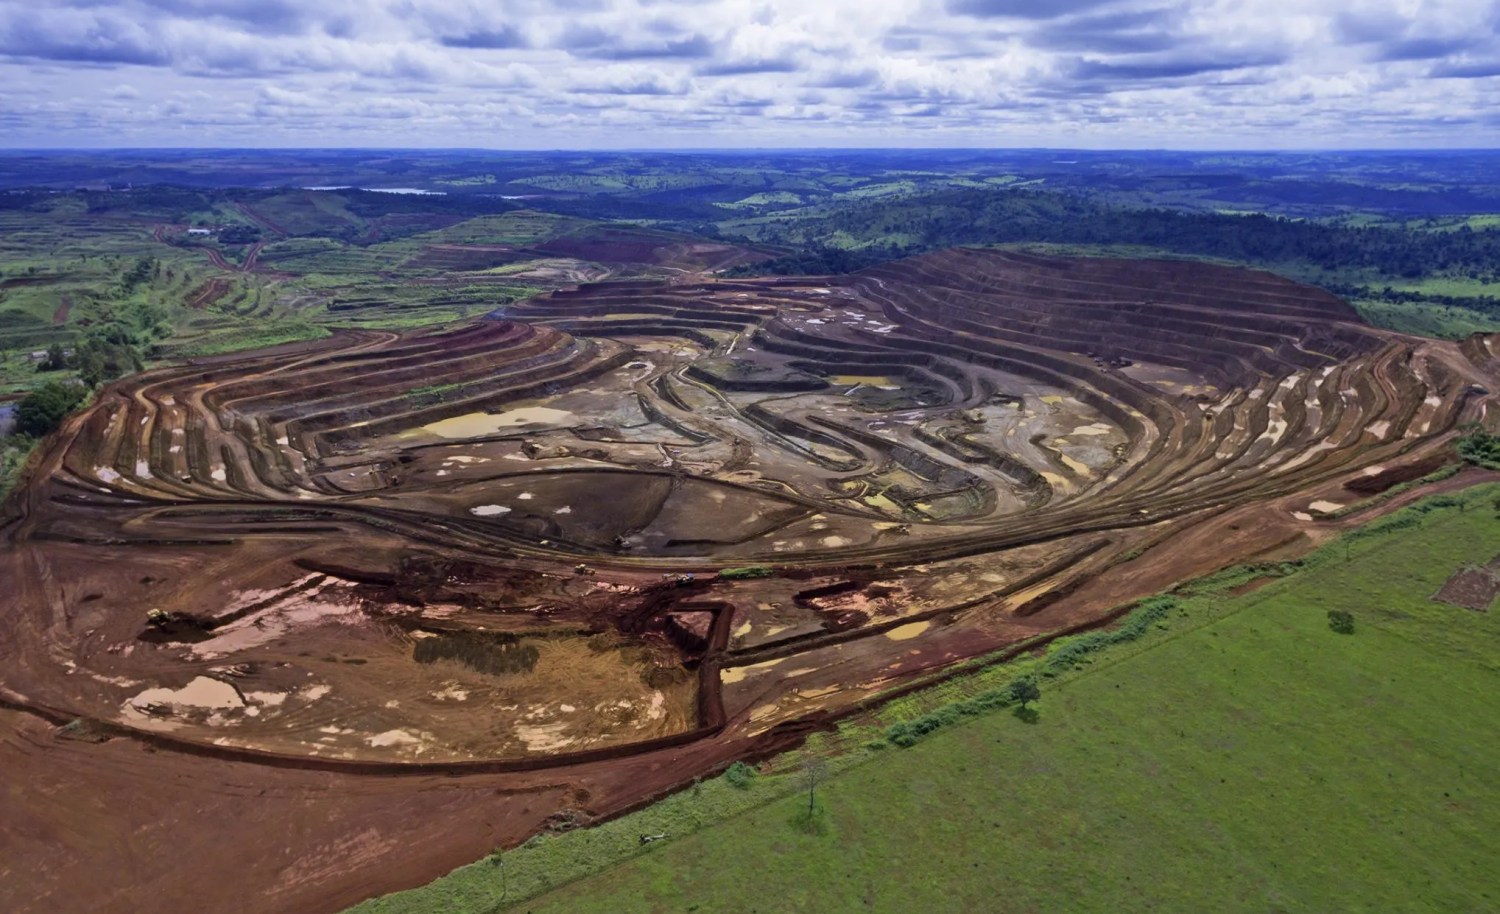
[1,0,1497,148]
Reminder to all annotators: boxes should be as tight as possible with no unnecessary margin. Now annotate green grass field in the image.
[354,485,1500,914]
[1383,276,1500,298]
[1352,299,1500,339]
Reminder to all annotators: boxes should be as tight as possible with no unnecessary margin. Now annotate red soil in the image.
[184,278,231,309]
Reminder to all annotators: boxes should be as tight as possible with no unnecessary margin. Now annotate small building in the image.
[27,350,48,362]
[186,227,212,236]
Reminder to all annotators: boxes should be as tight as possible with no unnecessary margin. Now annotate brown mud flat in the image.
[1343,450,1449,495]
[184,277,232,310]
[2,248,1498,914]
[1433,557,1500,611]
[531,225,771,272]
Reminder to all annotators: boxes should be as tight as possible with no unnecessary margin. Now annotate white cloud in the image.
[0,0,1495,146]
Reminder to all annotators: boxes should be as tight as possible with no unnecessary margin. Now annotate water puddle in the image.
[885,621,931,641]
[722,656,786,684]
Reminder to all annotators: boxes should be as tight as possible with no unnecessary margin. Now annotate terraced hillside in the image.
[1,249,1495,914]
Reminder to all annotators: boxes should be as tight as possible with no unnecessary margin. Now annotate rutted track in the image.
[2,249,1496,914]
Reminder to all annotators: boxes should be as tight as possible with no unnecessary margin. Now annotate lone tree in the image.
[1007,676,1041,710]
[798,757,828,819]
[1327,610,1355,635]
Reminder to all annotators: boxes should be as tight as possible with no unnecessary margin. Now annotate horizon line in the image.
[3,145,1500,155]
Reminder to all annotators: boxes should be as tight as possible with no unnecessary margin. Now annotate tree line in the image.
[730,189,1500,283]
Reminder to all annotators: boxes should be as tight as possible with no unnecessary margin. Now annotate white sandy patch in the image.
[1259,419,1288,444]
[431,683,469,702]
[189,583,360,659]
[470,504,511,516]
[1060,455,1091,476]
[1279,440,1336,472]
[367,729,420,748]
[515,722,573,752]
[127,676,243,714]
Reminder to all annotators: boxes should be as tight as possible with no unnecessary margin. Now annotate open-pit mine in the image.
[3,248,1496,912]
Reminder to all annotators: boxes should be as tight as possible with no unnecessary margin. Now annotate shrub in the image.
[717,565,774,580]
[1327,610,1356,635]
[884,598,1185,746]
[885,682,1028,747]
[724,761,756,789]
[16,380,87,437]
[1042,596,1179,676]
[1457,428,1500,470]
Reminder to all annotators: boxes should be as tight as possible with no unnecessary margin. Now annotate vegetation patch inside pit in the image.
[412,631,542,676]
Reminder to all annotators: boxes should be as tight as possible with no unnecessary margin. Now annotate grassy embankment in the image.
[1347,271,1500,339]
[353,483,1500,914]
